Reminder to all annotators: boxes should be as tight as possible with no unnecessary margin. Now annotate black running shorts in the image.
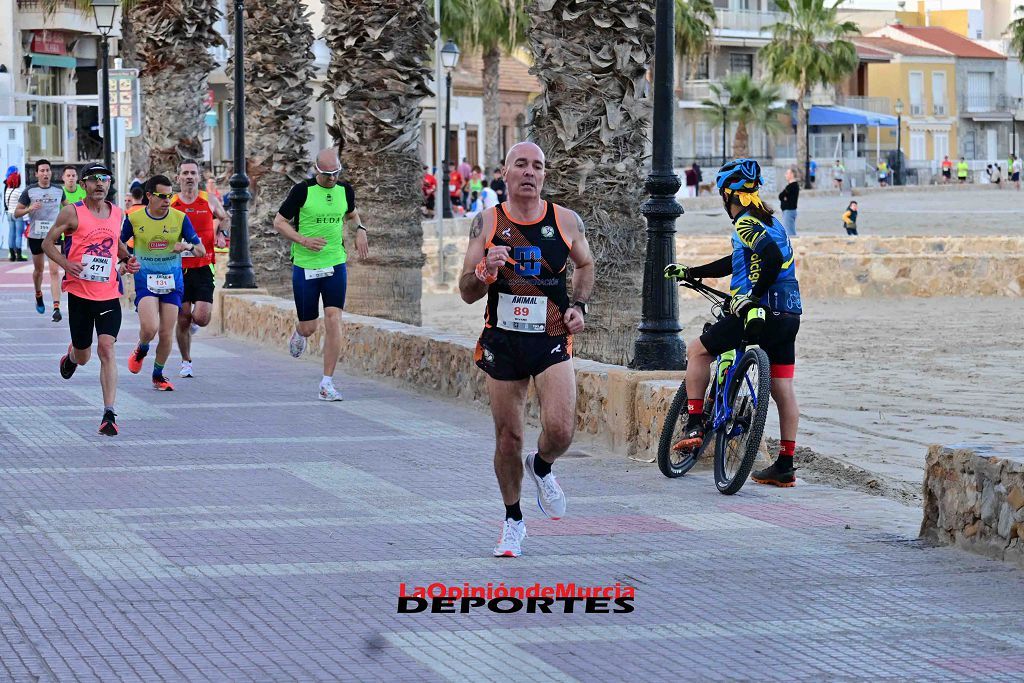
[68,292,122,350]
[475,327,572,381]
[183,266,215,304]
[700,312,800,366]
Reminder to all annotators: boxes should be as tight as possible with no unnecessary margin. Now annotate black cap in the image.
[81,163,113,178]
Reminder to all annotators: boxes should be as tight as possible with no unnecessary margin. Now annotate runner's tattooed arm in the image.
[565,208,595,305]
[459,210,497,304]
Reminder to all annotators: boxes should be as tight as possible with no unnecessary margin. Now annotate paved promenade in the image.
[1,271,1024,680]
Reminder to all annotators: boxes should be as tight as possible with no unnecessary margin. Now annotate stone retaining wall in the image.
[423,236,1024,297]
[921,445,1024,568]
[217,290,682,457]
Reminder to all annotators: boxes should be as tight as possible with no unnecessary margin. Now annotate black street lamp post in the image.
[803,99,812,190]
[440,40,460,220]
[633,0,685,370]
[894,98,903,187]
[225,0,256,288]
[90,0,117,174]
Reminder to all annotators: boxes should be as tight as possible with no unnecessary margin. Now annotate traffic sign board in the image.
[107,68,141,137]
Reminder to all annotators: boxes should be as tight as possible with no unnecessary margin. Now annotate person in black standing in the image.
[490,166,507,204]
[778,166,800,237]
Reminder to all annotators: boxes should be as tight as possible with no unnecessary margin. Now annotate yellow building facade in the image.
[860,40,959,163]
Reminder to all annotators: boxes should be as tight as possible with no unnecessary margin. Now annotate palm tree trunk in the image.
[527,0,655,366]
[322,0,434,326]
[483,46,502,171]
[733,120,749,158]
[125,1,224,176]
[241,0,316,290]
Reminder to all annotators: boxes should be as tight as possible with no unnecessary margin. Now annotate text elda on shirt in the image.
[397,581,635,614]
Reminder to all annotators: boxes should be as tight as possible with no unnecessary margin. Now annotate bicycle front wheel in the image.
[713,348,771,494]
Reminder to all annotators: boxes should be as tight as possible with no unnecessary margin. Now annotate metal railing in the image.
[836,96,891,115]
[715,9,782,33]
[961,95,1012,112]
[933,103,947,116]
[16,0,80,9]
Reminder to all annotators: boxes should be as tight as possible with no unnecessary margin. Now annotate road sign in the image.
[107,68,141,137]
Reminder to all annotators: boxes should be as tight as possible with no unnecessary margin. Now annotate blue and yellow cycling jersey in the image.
[120,207,200,289]
[730,212,802,315]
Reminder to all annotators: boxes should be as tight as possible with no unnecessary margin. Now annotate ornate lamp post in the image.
[803,99,813,190]
[90,0,118,174]
[440,40,460,221]
[224,0,256,288]
[633,0,685,370]
[894,98,903,187]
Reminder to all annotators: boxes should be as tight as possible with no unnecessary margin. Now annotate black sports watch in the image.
[571,301,588,315]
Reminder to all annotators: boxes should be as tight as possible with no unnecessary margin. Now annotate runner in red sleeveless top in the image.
[41,164,140,436]
[171,159,229,378]
[458,142,595,558]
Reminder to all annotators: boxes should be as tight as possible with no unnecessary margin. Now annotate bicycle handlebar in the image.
[676,276,731,302]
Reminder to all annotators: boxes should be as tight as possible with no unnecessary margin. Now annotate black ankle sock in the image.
[532,453,552,478]
[505,501,522,522]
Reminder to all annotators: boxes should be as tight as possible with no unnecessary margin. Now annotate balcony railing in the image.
[715,9,782,33]
[836,96,891,115]
[933,103,948,116]
[17,0,79,9]
[961,95,1012,113]
[680,81,714,101]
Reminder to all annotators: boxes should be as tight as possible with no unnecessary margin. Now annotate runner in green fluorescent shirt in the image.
[273,147,370,402]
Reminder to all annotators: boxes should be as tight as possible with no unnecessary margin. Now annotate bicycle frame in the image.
[678,277,763,439]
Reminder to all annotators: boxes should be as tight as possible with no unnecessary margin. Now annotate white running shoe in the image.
[189,323,200,336]
[525,452,566,520]
[493,519,526,558]
[178,361,194,378]
[319,382,343,401]
[289,330,307,358]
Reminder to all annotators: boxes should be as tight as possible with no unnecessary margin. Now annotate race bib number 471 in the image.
[497,293,547,333]
[79,254,113,282]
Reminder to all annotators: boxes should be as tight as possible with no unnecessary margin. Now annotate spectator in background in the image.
[129,169,145,192]
[480,179,499,209]
[490,166,506,204]
[832,160,845,193]
[876,159,889,187]
[941,155,953,184]
[125,186,146,214]
[808,158,817,188]
[447,161,463,209]
[458,157,472,206]
[957,157,969,183]
[422,165,437,218]
[1011,154,1022,191]
[468,165,484,200]
[4,165,27,261]
[684,165,698,198]
[691,161,703,195]
[778,166,800,237]
[842,201,858,236]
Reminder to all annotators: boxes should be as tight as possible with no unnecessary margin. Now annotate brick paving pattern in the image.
[1,268,1024,680]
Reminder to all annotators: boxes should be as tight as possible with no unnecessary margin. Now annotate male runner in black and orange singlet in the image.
[459,142,595,558]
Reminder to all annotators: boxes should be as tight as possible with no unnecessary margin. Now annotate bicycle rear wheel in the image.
[713,348,771,494]
[657,381,705,478]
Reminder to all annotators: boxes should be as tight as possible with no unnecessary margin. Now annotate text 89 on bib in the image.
[497,293,547,333]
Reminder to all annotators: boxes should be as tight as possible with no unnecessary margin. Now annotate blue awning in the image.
[29,53,77,69]
[790,102,898,128]
[810,105,898,127]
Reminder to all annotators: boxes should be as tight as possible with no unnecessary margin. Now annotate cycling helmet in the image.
[716,158,763,193]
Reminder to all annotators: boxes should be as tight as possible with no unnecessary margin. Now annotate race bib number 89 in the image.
[497,293,547,333]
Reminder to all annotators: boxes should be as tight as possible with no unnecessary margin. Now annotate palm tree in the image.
[441,0,528,170]
[675,0,716,78]
[703,74,786,158]
[241,0,317,288]
[322,0,436,326]
[759,0,858,182]
[123,1,225,175]
[527,0,655,366]
[1007,6,1024,62]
